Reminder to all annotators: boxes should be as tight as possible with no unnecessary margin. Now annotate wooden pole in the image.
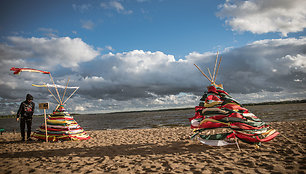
[207,68,213,81]
[63,88,79,104]
[279,132,304,152]
[214,56,222,82]
[55,104,60,111]
[212,51,219,83]
[234,132,241,152]
[44,109,48,142]
[46,87,60,104]
[61,77,70,103]
[194,64,212,83]
[49,73,62,104]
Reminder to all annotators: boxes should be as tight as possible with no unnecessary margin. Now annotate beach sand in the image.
[0,120,305,174]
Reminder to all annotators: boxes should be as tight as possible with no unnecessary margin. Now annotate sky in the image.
[0,0,305,115]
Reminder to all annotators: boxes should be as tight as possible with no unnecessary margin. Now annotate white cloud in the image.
[100,1,133,14]
[38,28,58,37]
[105,45,114,51]
[76,37,306,104]
[137,0,150,2]
[109,1,124,12]
[81,20,95,30]
[1,36,99,69]
[75,105,86,111]
[72,4,91,13]
[217,0,306,36]
[1,36,306,114]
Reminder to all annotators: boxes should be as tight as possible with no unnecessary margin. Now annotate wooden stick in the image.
[268,126,304,152]
[46,87,60,104]
[202,108,228,114]
[63,87,79,104]
[212,51,219,83]
[194,64,212,83]
[44,109,48,142]
[214,56,222,82]
[55,104,60,111]
[207,68,213,81]
[279,132,304,152]
[49,73,62,104]
[234,135,241,152]
[61,77,70,103]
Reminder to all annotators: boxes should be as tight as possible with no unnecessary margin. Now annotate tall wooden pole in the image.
[212,51,219,83]
[207,68,213,81]
[63,88,79,105]
[46,87,60,104]
[194,64,213,83]
[44,109,48,142]
[49,73,62,104]
[61,77,70,103]
[214,56,222,83]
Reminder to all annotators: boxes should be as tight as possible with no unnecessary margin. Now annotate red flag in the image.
[10,67,50,75]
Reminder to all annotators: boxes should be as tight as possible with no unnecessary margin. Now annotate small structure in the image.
[189,53,279,148]
[32,81,91,141]
[10,67,90,141]
[33,104,90,141]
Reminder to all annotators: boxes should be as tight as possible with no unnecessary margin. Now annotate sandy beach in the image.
[0,120,305,174]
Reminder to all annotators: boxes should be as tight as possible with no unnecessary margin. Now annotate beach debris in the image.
[189,53,279,148]
[10,67,90,141]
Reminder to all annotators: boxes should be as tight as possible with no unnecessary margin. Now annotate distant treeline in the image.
[243,99,306,106]
[102,99,306,114]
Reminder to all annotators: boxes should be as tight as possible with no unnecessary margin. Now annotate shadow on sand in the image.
[0,140,240,158]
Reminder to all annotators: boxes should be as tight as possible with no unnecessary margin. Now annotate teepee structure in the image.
[189,52,279,148]
[32,78,90,141]
[10,67,90,141]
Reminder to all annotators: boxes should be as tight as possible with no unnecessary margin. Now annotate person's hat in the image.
[26,94,33,100]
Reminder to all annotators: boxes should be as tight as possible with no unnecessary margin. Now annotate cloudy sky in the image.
[0,0,305,115]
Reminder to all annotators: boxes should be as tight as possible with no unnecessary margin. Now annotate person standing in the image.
[17,94,35,141]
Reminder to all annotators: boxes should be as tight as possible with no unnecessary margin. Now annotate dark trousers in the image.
[20,117,32,139]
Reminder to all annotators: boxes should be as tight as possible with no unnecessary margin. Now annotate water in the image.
[1,103,305,132]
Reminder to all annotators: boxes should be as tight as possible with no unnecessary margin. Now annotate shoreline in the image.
[0,120,305,173]
[1,99,305,118]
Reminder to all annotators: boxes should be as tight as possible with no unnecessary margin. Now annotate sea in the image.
[1,103,305,132]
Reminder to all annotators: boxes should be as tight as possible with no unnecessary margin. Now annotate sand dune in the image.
[0,120,305,173]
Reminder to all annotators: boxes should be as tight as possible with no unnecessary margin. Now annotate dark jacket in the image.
[17,94,35,119]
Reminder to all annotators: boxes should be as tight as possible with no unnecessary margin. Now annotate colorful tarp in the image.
[189,84,279,146]
[33,105,90,141]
